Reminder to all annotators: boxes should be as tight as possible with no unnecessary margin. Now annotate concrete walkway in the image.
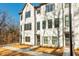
[63,48,70,56]
[2,45,55,56]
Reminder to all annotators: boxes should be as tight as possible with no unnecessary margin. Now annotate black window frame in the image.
[46,4,55,12]
[48,19,52,28]
[37,22,40,30]
[54,18,59,28]
[21,25,22,31]
[42,20,46,29]
[65,15,69,27]
[65,3,69,8]
[25,37,30,42]
[44,37,48,44]
[21,15,22,20]
[25,11,31,18]
[37,9,40,14]
[24,23,31,30]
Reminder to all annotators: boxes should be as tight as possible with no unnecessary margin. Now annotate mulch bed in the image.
[32,46,64,56]
[74,48,79,56]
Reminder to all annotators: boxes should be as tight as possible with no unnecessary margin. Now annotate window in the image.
[48,19,52,28]
[46,4,55,12]
[21,15,22,20]
[37,9,40,14]
[65,3,69,8]
[24,24,27,30]
[65,15,69,27]
[52,36,58,45]
[28,23,31,30]
[24,23,31,30]
[21,25,22,31]
[25,37,30,42]
[25,11,31,18]
[44,37,48,44]
[42,20,46,29]
[65,33,70,46]
[54,18,59,28]
[20,35,22,40]
[37,22,40,30]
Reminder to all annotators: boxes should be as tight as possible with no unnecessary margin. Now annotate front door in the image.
[37,35,40,45]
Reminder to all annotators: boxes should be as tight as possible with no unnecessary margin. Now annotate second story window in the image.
[65,3,69,8]
[37,22,40,30]
[46,4,55,12]
[48,19,52,28]
[65,15,69,27]
[42,20,46,29]
[24,23,31,30]
[37,9,40,14]
[54,18,59,28]
[25,11,31,18]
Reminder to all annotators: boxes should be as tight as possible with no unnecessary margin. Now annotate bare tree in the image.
[0,10,19,44]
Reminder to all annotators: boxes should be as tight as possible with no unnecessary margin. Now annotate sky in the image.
[0,3,40,26]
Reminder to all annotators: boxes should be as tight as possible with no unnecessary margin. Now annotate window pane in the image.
[52,37,58,45]
[49,4,53,12]
[54,18,59,28]
[44,37,48,44]
[37,22,40,30]
[46,4,55,12]
[46,5,48,12]
[65,3,69,8]
[21,26,22,31]
[25,37,30,42]
[25,11,31,18]
[37,9,40,14]
[24,24,26,30]
[21,15,22,20]
[48,19,52,28]
[65,16,69,27]
[42,20,46,29]
[24,23,31,30]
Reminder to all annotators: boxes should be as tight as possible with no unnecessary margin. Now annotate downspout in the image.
[34,8,36,46]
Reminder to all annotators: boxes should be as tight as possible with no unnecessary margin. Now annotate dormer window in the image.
[25,11,31,18]
[46,4,55,12]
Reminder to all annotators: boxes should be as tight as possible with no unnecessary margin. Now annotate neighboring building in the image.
[19,3,79,49]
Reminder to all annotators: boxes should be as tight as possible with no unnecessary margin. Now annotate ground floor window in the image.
[52,36,58,45]
[44,37,48,44]
[25,37,30,42]
[65,33,70,47]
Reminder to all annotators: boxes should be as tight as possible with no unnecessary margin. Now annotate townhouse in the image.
[19,3,79,49]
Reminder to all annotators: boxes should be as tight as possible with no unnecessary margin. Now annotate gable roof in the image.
[19,3,47,15]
